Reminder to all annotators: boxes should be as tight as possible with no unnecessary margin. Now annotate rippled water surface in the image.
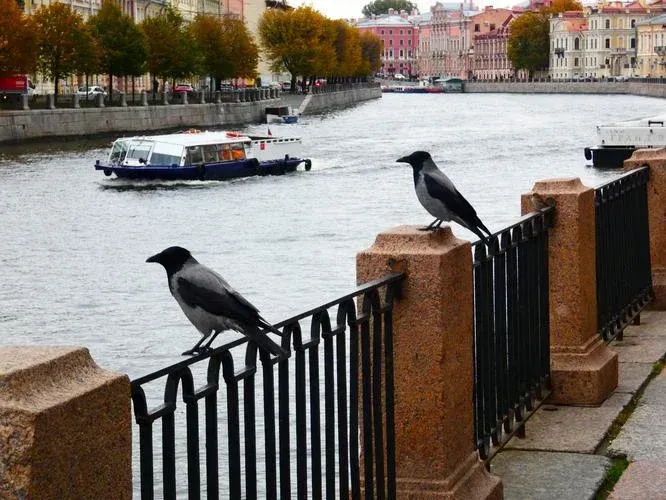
[0,92,661,494]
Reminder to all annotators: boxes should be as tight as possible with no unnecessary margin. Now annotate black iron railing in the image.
[595,167,653,341]
[131,272,403,499]
[472,206,553,461]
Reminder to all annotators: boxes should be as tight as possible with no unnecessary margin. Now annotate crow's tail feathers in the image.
[245,326,287,357]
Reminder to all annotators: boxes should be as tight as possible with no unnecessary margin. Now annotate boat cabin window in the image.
[185,146,204,165]
[125,142,153,164]
[230,142,246,160]
[109,141,129,165]
[203,144,225,163]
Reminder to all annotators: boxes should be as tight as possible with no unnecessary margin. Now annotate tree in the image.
[361,0,416,17]
[88,0,147,99]
[258,6,331,88]
[507,0,582,78]
[358,31,383,77]
[0,0,38,77]
[141,7,200,88]
[330,20,362,82]
[222,18,259,80]
[33,3,88,100]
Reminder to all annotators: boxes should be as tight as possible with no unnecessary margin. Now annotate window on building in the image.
[400,49,404,58]
[605,19,610,29]
[400,30,403,35]
[490,24,495,30]
[381,30,384,34]
[575,38,580,50]
[631,19,636,28]
[605,38,610,49]
[631,56,636,67]
[475,24,480,32]
[574,57,579,67]
[408,30,411,34]
[400,39,404,45]
[408,40,412,46]
[389,30,392,34]
[631,37,636,49]
[389,39,393,46]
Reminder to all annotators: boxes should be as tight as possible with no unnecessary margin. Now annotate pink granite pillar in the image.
[357,226,502,499]
[625,148,666,309]
[522,178,618,405]
[0,346,131,499]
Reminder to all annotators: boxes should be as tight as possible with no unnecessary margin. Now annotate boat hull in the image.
[95,158,306,181]
[584,146,636,169]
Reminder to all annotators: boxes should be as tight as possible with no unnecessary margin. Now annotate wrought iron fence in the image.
[131,272,403,499]
[595,166,653,341]
[472,206,553,461]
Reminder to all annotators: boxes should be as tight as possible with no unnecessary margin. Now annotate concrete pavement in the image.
[490,310,666,499]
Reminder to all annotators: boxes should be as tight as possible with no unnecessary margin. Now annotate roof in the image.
[356,15,417,27]
[116,131,254,147]
[637,12,666,23]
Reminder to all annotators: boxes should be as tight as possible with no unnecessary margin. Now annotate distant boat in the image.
[584,113,666,168]
[281,115,298,124]
[95,130,311,181]
[266,105,298,124]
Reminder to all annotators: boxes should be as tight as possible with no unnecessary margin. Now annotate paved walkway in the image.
[490,310,666,499]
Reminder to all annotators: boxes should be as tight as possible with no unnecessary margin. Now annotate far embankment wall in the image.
[300,86,382,114]
[465,81,666,98]
[0,100,278,144]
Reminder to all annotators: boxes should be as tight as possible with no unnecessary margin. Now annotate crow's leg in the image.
[182,335,210,356]
[419,218,441,231]
[434,219,445,228]
[203,330,222,349]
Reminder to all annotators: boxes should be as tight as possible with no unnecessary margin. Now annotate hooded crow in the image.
[397,151,492,244]
[147,246,286,357]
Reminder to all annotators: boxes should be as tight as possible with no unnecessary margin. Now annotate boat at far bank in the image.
[95,130,311,181]
[585,113,666,168]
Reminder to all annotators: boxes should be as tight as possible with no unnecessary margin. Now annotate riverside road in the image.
[1,92,664,496]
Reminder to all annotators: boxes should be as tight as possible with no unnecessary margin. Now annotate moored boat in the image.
[585,113,666,168]
[95,130,311,181]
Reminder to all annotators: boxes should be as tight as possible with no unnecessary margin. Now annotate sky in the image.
[289,0,516,20]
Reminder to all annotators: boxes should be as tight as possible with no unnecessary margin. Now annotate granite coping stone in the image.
[608,460,666,499]
[491,450,611,500]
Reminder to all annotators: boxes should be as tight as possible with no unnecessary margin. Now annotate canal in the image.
[0,92,661,495]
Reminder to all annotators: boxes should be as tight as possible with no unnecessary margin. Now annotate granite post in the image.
[522,178,618,405]
[624,148,666,309]
[357,226,503,499]
[0,346,131,498]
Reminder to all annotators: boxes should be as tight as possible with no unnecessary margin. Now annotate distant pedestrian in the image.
[164,80,170,94]
[152,78,158,94]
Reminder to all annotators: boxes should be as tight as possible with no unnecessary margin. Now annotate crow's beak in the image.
[146,253,160,263]
[396,156,410,164]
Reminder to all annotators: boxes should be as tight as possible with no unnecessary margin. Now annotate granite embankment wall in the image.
[300,85,382,114]
[0,86,383,144]
[0,99,278,144]
[465,81,666,98]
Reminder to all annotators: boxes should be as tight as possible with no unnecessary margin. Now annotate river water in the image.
[0,92,661,495]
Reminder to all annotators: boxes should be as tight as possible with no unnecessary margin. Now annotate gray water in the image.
[0,93,661,496]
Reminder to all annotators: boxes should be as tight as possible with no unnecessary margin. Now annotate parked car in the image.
[393,73,406,80]
[76,85,107,97]
[173,83,194,93]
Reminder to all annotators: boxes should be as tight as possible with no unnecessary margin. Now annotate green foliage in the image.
[33,3,88,97]
[0,0,38,77]
[507,12,549,77]
[361,0,417,17]
[88,0,147,96]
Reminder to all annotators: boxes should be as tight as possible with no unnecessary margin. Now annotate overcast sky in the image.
[288,0,516,19]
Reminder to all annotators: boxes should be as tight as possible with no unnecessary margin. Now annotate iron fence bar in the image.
[595,167,653,342]
[472,207,554,463]
[130,272,403,499]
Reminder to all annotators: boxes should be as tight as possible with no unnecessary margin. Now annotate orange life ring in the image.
[184,128,201,134]
[226,131,242,137]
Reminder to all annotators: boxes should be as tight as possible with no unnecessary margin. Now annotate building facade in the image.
[469,7,515,80]
[355,9,420,77]
[636,12,666,77]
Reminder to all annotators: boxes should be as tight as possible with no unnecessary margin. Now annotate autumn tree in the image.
[33,3,89,100]
[0,0,38,77]
[222,18,259,80]
[358,31,383,77]
[507,0,582,77]
[361,0,417,17]
[141,7,200,89]
[259,7,332,89]
[88,0,146,99]
[330,20,362,82]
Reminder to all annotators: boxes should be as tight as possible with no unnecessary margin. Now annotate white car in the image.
[394,73,406,80]
[76,85,107,97]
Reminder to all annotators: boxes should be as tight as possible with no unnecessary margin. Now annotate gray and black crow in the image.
[147,246,286,357]
[397,151,492,244]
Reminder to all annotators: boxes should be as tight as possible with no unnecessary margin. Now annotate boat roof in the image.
[114,130,253,147]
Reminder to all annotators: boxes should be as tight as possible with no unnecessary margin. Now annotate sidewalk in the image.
[490,310,666,499]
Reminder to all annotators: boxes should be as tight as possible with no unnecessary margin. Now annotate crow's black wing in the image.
[423,172,491,237]
[177,276,258,323]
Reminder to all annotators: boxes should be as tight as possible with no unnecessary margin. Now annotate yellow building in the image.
[636,13,666,77]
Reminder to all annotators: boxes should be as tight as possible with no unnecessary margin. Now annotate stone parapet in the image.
[522,178,618,405]
[0,346,131,499]
[357,226,502,499]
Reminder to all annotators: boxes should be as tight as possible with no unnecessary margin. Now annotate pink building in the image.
[470,8,517,80]
[356,8,420,77]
